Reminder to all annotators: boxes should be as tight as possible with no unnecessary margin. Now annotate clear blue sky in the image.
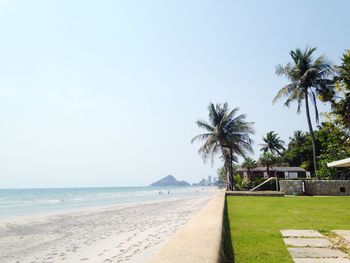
[0,0,349,188]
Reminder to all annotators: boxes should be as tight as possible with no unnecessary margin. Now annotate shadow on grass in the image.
[221,197,234,262]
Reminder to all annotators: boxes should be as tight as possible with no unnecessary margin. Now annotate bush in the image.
[234,174,251,190]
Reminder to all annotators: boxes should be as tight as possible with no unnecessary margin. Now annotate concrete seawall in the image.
[149,191,226,263]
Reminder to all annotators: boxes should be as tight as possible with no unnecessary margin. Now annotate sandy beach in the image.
[0,190,216,263]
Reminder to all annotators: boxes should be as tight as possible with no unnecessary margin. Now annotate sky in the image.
[0,0,349,188]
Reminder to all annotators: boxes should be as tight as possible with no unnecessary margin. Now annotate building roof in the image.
[327,158,350,168]
[237,166,306,172]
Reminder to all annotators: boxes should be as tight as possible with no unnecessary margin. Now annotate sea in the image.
[0,186,212,219]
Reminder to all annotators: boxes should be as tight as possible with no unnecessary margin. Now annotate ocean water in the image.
[0,186,211,219]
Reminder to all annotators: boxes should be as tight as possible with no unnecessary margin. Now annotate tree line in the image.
[192,47,350,190]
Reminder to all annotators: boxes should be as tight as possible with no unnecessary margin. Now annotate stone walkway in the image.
[281,230,350,263]
[333,231,350,243]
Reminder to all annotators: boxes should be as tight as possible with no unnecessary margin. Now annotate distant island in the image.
[150,175,190,187]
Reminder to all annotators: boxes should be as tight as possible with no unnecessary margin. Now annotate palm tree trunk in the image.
[304,89,318,179]
[266,162,270,177]
[230,149,235,191]
[224,156,233,191]
[223,158,230,190]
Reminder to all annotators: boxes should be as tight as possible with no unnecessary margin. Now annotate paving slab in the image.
[281,230,325,238]
[333,230,350,243]
[288,247,349,258]
[293,258,350,263]
[284,237,332,247]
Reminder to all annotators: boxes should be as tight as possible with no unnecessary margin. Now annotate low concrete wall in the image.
[305,180,350,196]
[279,180,304,195]
[226,191,284,196]
[280,180,350,196]
[149,191,226,263]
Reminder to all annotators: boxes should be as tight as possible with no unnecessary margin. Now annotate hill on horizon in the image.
[149,175,190,187]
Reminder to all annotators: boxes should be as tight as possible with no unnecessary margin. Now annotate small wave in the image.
[96,193,127,199]
[32,199,63,204]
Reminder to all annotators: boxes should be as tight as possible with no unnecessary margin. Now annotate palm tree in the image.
[289,130,306,147]
[191,102,254,190]
[289,130,306,165]
[333,50,350,131]
[273,47,334,178]
[260,131,285,155]
[259,152,275,177]
[241,157,257,179]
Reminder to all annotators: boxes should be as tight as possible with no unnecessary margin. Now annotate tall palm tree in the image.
[260,131,285,155]
[191,102,254,190]
[273,47,334,178]
[241,157,257,179]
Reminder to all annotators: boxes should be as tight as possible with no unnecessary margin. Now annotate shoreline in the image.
[0,188,217,223]
[0,186,216,220]
[0,189,218,263]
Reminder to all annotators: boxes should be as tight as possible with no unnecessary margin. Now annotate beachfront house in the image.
[237,166,309,179]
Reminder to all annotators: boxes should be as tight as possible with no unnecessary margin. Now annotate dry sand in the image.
[0,190,216,263]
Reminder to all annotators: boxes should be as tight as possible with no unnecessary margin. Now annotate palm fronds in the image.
[191,102,254,189]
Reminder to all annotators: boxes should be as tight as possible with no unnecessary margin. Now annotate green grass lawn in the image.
[225,196,350,263]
